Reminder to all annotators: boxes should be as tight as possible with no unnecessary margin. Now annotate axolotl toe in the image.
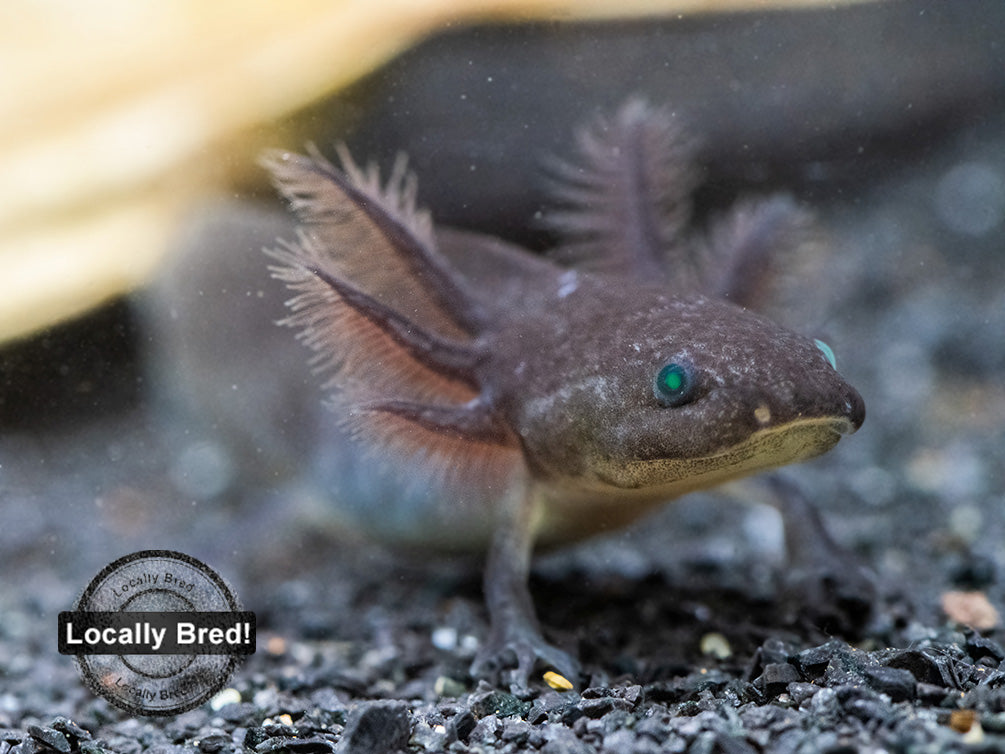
[262,99,864,685]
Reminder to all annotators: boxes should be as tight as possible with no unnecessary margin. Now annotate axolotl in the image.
[262,100,865,683]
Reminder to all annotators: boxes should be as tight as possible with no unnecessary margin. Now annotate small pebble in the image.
[543,671,575,691]
[337,701,410,754]
[209,689,242,712]
[430,627,457,651]
[27,727,70,754]
[265,636,287,656]
[197,734,232,754]
[48,719,91,743]
[700,633,732,660]
[447,710,476,742]
[861,666,916,702]
[433,676,466,698]
[756,663,801,697]
[941,591,1001,630]
[949,708,977,734]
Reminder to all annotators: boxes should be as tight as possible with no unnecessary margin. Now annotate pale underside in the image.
[321,414,850,553]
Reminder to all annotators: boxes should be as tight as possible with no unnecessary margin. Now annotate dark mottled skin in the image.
[263,100,865,685]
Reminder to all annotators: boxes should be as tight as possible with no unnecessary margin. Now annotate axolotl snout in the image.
[262,99,864,683]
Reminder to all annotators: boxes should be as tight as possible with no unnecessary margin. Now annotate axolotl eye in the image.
[814,338,837,369]
[654,360,699,408]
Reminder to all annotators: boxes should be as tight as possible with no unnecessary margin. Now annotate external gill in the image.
[266,146,490,334]
[305,263,481,388]
[304,263,509,445]
[264,145,512,445]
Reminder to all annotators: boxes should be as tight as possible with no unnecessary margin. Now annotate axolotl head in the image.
[489,277,865,507]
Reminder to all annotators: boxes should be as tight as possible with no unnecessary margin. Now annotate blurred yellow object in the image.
[543,670,575,690]
[0,0,866,343]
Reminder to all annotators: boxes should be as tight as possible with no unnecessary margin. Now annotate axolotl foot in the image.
[769,475,878,633]
[470,616,580,689]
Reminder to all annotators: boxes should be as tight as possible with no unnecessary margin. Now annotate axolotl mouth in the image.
[591,413,862,494]
[530,414,860,547]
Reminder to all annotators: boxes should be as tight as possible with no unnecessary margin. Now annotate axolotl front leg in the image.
[473,481,581,684]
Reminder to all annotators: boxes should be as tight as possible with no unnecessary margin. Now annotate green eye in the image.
[654,362,696,407]
[814,339,837,369]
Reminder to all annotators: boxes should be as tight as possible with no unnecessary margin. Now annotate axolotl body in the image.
[263,100,865,682]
